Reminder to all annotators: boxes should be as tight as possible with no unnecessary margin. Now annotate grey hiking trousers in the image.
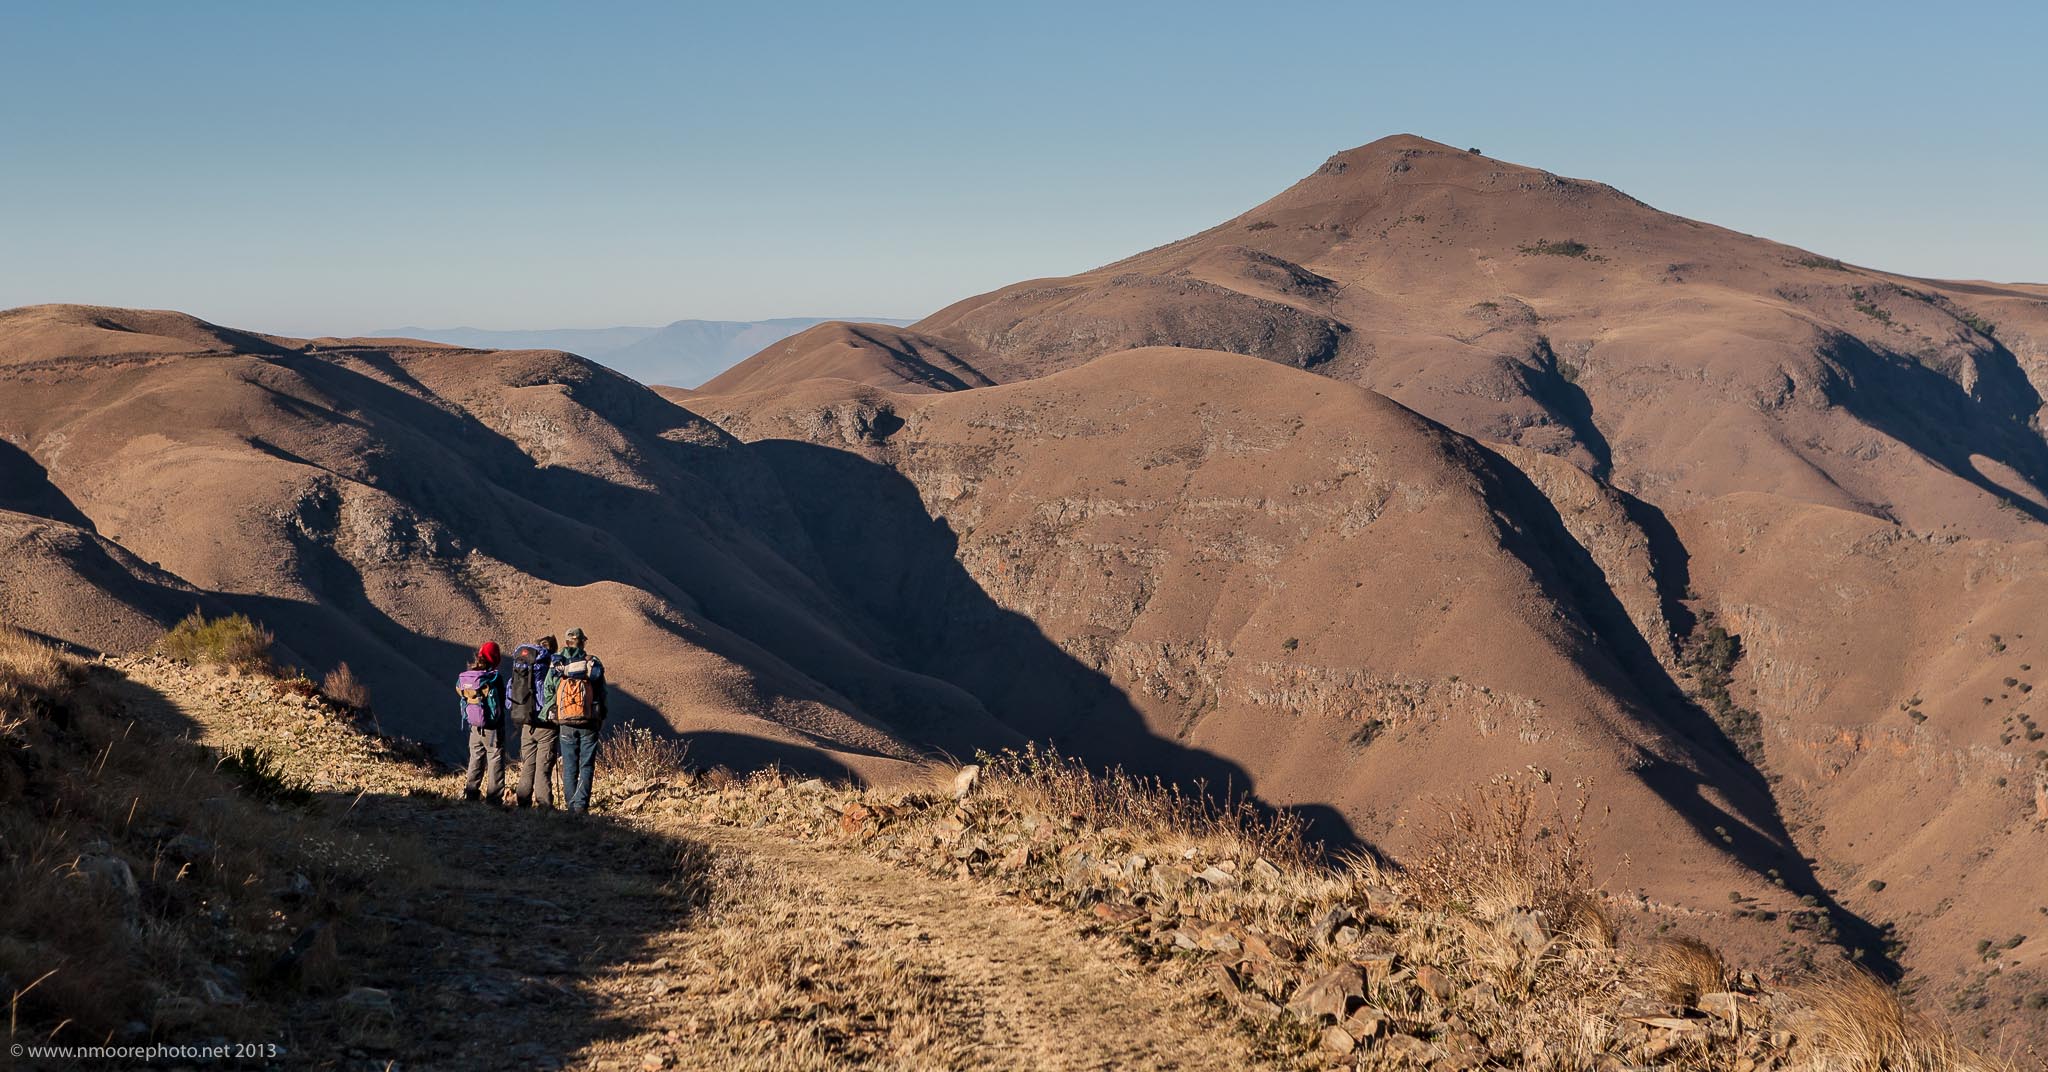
[464,723,504,800]
[516,722,559,808]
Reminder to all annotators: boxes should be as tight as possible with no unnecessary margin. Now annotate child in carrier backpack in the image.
[457,641,507,805]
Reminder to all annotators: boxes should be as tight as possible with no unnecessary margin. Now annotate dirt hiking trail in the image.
[111,658,1253,1072]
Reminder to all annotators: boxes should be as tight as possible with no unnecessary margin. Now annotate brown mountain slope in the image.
[701,137,2048,1043]
[700,321,997,395]
[0,304,1020,777]
[711,346,1863,960]
[903,135,2048,540]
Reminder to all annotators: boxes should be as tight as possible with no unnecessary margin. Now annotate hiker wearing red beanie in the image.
[457,641,507,805]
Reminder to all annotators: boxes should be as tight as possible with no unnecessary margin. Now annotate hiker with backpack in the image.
[456,641,507,805]
[545,627,606,815]
[509,636,559,809]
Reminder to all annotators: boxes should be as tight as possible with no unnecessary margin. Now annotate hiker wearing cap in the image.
[509,636,560,808]
[544,627,607,814]
[456,641,507,804]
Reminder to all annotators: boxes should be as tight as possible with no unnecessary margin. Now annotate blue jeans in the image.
[559,726,599,812]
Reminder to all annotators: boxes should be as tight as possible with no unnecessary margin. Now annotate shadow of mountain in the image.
[1524,337,1614,481]
[747,437,1369,854]
[1822,332,2048,524]
[0,439,97,531]
[78,662,740,1067]
[1479,448,1899,976]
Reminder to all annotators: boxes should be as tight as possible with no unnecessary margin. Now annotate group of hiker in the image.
[455,627,608,813]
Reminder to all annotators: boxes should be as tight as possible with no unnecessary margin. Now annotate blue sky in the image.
[3,1,2043,335]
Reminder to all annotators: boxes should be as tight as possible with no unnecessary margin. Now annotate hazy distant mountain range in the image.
[375,317,917,388]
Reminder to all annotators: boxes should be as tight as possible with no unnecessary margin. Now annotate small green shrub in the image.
[219,746,313,807]
[1519,238,1602,260]
[1867,879,1887,892]
[1245,220,1277,232]
[160,611,274,672]
[1958,311,1998,338]
[1681,617,1765,764]
[1797,255,1848,271]
[1850,288,1893,325]
[1280,636,1299,652]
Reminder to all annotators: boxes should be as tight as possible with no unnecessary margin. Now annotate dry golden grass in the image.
[319,661,372,710]
[157,610,273,673]
[680,756,2033,1071]
[641,851,977,1070]
[1407,773,1592,921]
[977,743,1314,867]
[598,723,693,784]
[1642,935,1728,1007]
[1790,968,2018,1072]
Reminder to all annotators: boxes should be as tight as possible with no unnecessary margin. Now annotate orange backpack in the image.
[555,675,593,724]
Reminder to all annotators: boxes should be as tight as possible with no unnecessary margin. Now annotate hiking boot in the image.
[461,789,480,802]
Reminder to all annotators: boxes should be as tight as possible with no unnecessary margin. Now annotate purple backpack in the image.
[457,670,495,727]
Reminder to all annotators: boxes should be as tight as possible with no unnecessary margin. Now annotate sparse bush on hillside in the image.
[1407,774,1597,924]
[321,662,372,710]
[1519,237,1604,261]
[1798,255,1849,271]
[159,610,274,673]
[979,743,1312,867]
[1245,220,1277,232]
[1958,311,1998,338]
[1681,615,1766,765]
[599,723,693,784]
[219,745,314,807]
[1851,287,1894,326]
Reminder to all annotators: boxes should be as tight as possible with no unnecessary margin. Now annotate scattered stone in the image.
[838,803,876,838]
[1206,963,1243,994]
[1340,1011,1383,1040]
[1195,865,1237,887]
[1251,857,1282,882]
[1415,964,1454,1001]
[1286,965,1364,1022]
[1379,1034,1435,1061]
[163,833,215,861]
[1092,902,1145,926]
[1506,910,1549,950]
[1320,1025,1356,1054]
[1355,955,1394,989]
[76,852,139,901]
[276,870,315,902]
[1698,991,1744,1022]
[340,986,395,1017]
